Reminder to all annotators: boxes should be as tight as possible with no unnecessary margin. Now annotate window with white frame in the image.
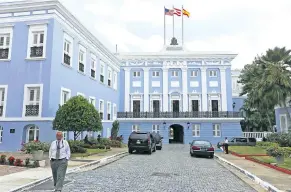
[99,100,104,120]
[107,102,111,120]
[213,124,221,137]
[113,103,117,120]
[26,125,39,142]
[0,86,7,117]
[63,33,73,66]
[152,71,160,77]
[78,45,86,73]
[172,70,178,77]
[0,31,12,60]
[113,72,117,90]
[191,70,198,77]
[108,68,112,87]
[192,124,200,137]
[27,24,47,58]
[60,88,71,105]
[0,126,3,143]
[133,71,140,77]
[152,125,160,133]
[89,96,96,107]
[100,60,105,83]
[77,92,85,97]
[24,85,42,117]
[90,56,96,79]
[132,125,140,132]
[209,70,217,77]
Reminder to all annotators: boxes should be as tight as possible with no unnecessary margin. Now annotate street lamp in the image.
[187,122,190,130]
[163,122,166,129]
[232,102,236,110]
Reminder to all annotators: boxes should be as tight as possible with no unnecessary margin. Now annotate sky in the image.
[3,0,291,69]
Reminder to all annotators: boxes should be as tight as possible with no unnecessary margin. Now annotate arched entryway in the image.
[169,124,184,144]
[24,125,39,143]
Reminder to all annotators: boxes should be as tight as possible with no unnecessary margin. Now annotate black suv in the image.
[151,132,163,150]
[128,132,156,154]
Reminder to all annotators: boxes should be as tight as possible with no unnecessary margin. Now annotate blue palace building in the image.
[0,0,253,151]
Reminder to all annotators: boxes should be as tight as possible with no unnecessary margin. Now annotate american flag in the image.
[164,8,174,16]
[174,8,182,16]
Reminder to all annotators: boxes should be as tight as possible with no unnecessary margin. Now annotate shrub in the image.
[25,158,30,167]
[266,146,285,157]
[8,156,15,165]
[0,155,6,164]
[266,133,291,147]
[68,140,87,153]
[22,141,50,154]
[282,147,291,157]
[14,159,23,166]
[110,140,122,148]
[256,142,279,149]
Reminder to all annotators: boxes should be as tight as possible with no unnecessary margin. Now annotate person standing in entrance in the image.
[49,132,71,192]
[224,137,229,154]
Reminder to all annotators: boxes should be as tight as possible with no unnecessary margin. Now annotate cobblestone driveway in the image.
[31,145,256,192]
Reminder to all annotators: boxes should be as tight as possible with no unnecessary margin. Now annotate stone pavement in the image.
[0,148,127,192]
[216,153,291,192]
[29,144,256,192]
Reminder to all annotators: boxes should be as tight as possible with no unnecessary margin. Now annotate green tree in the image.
[53,96,102,140]
[239,47,291,132]
[111,120,119,140]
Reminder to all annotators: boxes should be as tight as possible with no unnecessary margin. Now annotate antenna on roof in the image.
[116,44,118,53]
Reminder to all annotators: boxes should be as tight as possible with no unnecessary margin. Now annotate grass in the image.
[71,148,109,158]
[229,146,267,155]
[251,156,291,170]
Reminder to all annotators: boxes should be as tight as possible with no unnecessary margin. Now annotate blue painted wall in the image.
[232,97,246,112]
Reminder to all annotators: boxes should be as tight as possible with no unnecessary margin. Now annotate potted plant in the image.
[0,155,6,164]
[8,156,15,165]
[267,146,285,164]
[23,141,49,160]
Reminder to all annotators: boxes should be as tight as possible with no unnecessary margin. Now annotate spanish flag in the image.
[183,9,190,18]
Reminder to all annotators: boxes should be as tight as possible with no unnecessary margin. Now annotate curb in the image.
[9,151,128,192]
[214,154,283,192]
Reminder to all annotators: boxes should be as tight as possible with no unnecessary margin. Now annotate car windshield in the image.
[193,141,211,147]
[130,133,147,139]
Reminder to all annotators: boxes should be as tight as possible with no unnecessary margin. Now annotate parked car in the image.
[189,140,214,158]
[128,132,156,154]
[217,137,256,148]
[151,132,163,150]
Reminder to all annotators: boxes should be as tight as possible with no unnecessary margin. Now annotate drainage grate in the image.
[151,172,179,177]
[27,180,72,191]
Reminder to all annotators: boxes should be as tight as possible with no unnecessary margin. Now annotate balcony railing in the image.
[79,63,84,72]
[0,106,3,116]
[91,69,96,78]
[25,105,39,116]
[117,111,243,118]
[0,48,9,59]
[30,46,43,57]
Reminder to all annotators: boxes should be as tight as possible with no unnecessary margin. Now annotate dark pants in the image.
[51,158,68,191]
[224,144,229,154]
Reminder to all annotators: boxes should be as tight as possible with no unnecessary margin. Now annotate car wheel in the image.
[190,151,194,157]
[148,149,152,155]
[210,155,214,159]
[128,148,133,154]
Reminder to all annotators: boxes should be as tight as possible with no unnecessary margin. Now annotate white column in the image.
[220,67,227,111]
[201,67,208,111]
[182,68,188,111]
[124,68,130,112]
[143,68,149,112]
[162,68,169,111]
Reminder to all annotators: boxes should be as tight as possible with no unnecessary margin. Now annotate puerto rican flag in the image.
[173,8,182,16]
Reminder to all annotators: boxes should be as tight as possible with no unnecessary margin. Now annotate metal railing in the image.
[63,53,71,65]
[30,46,43,57]
[25,105,39,116]
[117,111,243,118]
[0,106,3,116]
[0,48,9,59]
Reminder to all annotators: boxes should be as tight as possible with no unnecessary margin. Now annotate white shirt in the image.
[225,139,229,143]
[49,140,71,160]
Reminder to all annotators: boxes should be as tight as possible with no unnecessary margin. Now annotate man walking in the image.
[49,132,71,192]
[224,137,229,154]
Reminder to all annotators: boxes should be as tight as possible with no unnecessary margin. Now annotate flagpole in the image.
[182,5,184,45]
[164,6,166,45]
[172,5,174,38]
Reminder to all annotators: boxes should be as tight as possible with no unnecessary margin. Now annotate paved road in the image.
[30,145,256,192]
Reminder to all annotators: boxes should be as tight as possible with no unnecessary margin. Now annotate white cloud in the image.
[58,0,291,69]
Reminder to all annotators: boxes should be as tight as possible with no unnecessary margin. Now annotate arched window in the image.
[0,126,3,143]
[26,125,39,142]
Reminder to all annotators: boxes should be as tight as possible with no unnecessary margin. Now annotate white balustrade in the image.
[243,132,272,141]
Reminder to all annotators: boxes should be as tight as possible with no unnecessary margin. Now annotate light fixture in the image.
[187,122,190,130]
[163,122,166,129]
[232,102,236,109]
